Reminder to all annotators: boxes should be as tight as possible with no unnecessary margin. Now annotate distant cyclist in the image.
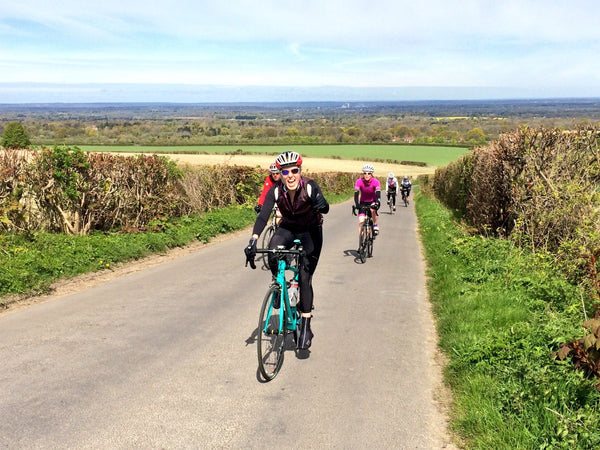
[386,172,398,211]
[244,151,329,350]
[255,163,281,213]
[401,175,412,205]
[354,164,381,235]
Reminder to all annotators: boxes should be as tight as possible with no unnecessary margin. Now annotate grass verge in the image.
[0,206,255,303]
[415,189,600,449]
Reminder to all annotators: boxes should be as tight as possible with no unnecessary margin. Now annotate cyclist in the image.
[354,164,381,235]
[255,162,281,213]
[385,172,398,212]
[400,175,412,205]
[244,151,329,350]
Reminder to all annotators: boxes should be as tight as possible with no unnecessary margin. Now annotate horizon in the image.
[2,83,600,105]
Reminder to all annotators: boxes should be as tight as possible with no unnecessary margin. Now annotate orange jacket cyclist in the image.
[255,163,281,213]
[244,151,329,350]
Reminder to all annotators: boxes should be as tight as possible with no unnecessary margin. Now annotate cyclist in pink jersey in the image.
[354,163,381,235]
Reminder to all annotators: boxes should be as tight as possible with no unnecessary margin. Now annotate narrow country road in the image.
[0,199,454,449]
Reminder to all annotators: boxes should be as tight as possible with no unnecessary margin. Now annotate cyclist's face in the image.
[271,172,281,181]
[282,166,300,190]
[363,172,373,180]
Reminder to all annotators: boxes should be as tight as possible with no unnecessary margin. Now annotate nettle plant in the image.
[557,252,600,389]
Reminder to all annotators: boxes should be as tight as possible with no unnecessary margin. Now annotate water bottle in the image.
[289,279,299,307]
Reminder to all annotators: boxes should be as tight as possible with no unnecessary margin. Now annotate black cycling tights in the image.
[268,226,323,314]
[387,192,396,206]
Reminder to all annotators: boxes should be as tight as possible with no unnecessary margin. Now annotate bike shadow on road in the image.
[343,249,365,264]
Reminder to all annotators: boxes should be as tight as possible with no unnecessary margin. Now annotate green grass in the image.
[0,206,256,301]
[415,189,600,449]
[79,144,469,168]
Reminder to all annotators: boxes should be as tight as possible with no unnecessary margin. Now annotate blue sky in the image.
[1,0,600,102]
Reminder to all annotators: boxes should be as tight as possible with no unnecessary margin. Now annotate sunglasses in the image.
[363,172,373,175]
[281,168,300,175]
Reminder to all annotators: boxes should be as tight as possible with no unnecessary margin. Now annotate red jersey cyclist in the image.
[354,164,381,235]
[255,163,281,213]
[244,151,329,350]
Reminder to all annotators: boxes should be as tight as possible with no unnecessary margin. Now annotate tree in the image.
[1,122,31,149]
[466,127,487,143]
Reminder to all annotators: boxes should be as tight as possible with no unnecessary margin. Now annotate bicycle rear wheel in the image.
[358,222,368,263]
[257,284,285,381]
[260,225,275,270]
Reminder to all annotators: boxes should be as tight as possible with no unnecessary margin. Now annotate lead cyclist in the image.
[244,151,329,350]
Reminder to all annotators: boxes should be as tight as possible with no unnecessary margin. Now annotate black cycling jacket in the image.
[253,176,329,236]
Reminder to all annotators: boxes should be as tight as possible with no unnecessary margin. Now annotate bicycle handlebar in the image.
[246,246,305,270]
[255,247,305,256]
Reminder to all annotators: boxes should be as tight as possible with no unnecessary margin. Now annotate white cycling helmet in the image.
[362,164,375,173]
[276,151,303,169]
[269,162,280,174]
[388,172,394,178]
[403,175,409,180]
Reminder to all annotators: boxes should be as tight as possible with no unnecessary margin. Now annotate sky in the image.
[1,0,600,102]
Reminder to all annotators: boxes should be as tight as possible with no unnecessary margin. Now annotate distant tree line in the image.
[1,104,598,148]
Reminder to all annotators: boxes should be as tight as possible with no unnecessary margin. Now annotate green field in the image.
[80,145,470,168]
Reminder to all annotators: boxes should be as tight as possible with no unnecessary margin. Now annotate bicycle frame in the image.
[269,253,300,334]
[256,242,303,334]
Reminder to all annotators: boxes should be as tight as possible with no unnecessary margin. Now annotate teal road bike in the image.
[252,240,306,381]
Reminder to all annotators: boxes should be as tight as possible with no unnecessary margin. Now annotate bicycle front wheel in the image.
[261,225,275,270]
[367,227,374,258]
[257,284,285,381]
[358,222,368,263]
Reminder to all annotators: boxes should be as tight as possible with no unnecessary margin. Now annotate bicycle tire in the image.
[257,284,285,381]
[367,223,374,258]
[358,222,368,263]
[260,225,275,270]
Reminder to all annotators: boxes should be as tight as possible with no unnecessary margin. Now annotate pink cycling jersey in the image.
[355,177,381,203]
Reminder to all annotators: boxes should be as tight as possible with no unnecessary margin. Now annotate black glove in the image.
[371,201,380,211]
[311,193,328,212]
[352,205,357,216]
[254,204,262,213]
[244,238,257,269]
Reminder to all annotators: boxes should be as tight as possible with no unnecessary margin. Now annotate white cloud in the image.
[1,1,600,97]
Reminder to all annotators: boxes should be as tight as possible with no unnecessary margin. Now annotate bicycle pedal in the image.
[265,327,281,335]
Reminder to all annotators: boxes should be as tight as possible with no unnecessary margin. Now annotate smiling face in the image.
[281,165,301,191]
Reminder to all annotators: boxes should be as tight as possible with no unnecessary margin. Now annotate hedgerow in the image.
[432,125,600,388]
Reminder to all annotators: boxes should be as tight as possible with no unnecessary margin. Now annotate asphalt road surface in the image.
[0,199,454,449]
